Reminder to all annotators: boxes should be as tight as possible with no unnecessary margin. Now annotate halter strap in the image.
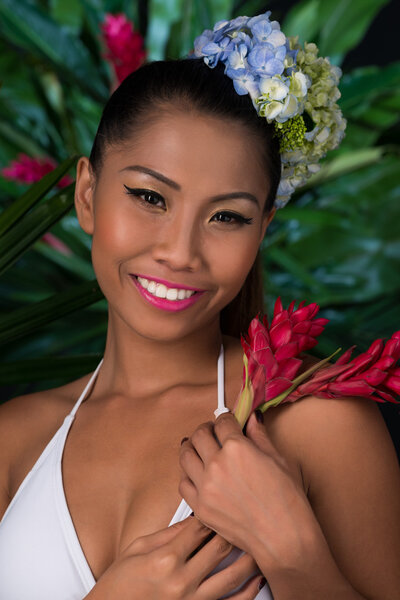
[69,358,104,418]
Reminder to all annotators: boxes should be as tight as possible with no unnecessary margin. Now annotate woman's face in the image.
[75,109,275,342]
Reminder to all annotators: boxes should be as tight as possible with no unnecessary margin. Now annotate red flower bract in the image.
[1,154,73,188]
[239,297,329,410]
[233,298,400,429]
[287,331,400,404]
[101,13,146,84]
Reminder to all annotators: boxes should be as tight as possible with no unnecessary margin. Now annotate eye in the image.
[211,212,253,226]
[124,185,165,208]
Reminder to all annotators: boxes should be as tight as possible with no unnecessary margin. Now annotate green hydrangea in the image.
[274,115,307,152]
[273,37,347,207]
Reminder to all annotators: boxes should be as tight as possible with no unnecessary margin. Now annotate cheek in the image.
[210,234,259,304]
[90,201,152,283]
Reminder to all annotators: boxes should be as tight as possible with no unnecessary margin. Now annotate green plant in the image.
[0,0,399,404]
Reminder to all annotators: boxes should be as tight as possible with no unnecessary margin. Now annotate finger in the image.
[197,551,261,599]
[245,412,279,457]
[225,573,267,600]
[190,421,221,465]
[122,515,203,556]
[178,474,198,510]
[213,411,244,446]
[165,513,215,561]
[179,438,204,485]
[185,533,235,585]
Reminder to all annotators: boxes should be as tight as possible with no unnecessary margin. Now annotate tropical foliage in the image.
[0,0,399,431]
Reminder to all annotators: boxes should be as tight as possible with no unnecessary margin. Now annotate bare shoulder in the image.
[264,393,400,599]
[264,391,399,491]
[0,371,94,520]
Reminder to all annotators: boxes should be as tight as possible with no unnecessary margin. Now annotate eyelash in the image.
[123,185,253,226]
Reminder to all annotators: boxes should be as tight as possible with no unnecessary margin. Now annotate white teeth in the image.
[148,281,157,293]
[166,288,178,300]
[155,284,167,298]
[136,276,197,301]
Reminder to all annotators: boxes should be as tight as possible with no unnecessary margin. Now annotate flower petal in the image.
[265,377,292,401]
[270,319,292,350]
[327,380,374,396]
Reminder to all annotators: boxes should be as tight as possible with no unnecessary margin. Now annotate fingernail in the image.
[258,576,266,591]
[255,409,264,424]
[180,436,189,445]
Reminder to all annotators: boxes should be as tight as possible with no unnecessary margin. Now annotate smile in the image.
[129,275,205,312]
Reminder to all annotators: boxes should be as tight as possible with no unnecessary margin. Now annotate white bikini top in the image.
[0,345,273,599]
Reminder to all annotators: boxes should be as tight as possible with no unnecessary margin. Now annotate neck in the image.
[95,307,224,399]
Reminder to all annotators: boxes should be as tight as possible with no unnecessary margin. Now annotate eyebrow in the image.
[119,165,260,208]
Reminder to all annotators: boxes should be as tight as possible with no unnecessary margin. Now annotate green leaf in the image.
[0,354,102,385]
[0,279,104,345]
[282,0,321,44]
[33,241,95,280]
[317,0,390,59]
[339,63,400,112]
[283,0,390,62]
[0,184,75,276]
[301,147,385,190]
[0,0,108,102]
[147,0,185,60]
[0,156,77,237]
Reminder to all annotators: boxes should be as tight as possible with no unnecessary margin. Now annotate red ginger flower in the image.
[234,298,329,426]
[287,331,400,404]
[233,298,400,429]
[2,154,73,255]
[101,13,146,84]
[1,154,73,188]
[241,298,329,401]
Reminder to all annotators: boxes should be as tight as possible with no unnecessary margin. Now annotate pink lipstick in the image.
[129,275,205,312]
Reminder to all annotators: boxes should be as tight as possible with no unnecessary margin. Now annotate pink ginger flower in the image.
[1,154,73,188]
[233,298,400,429]
[287,331,400,404]
[234,298,329,426]
[2,154,73,256]
[101,13,146,84]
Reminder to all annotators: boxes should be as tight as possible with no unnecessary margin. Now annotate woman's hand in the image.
[179,411,322,574]
[84,514,265,600]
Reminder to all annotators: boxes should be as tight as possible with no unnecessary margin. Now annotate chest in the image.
[61,390,222,582]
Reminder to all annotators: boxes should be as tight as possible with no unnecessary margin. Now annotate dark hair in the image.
[89,58,281,338]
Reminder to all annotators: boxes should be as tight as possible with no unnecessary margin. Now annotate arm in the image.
[179,401,400,600]
[250,396,400,599]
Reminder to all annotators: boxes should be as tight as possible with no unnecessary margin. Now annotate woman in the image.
[0,12,399,600]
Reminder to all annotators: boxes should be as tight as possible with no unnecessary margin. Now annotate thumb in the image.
[245,410,277,455]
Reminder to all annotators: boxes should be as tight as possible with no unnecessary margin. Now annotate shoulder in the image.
[264,391,398,493]
[263,394,400,598]
[0,371,94,519]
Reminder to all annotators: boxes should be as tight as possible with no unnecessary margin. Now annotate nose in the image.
[151,213,203,272]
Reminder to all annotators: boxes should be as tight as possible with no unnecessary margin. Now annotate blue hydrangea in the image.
[191,11,346,208]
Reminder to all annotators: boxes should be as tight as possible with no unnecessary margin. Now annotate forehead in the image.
[105,111,269,194]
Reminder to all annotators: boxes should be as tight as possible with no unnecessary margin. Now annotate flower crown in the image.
[191,12,347,208]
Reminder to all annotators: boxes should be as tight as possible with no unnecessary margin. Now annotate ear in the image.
[259,206,276,244]
[74,156,95,236]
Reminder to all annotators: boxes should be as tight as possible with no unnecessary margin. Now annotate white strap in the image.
[70,358,104,418]
[214,343,229,418]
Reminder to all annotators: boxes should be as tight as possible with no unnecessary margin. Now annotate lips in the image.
[129,274,205,313]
